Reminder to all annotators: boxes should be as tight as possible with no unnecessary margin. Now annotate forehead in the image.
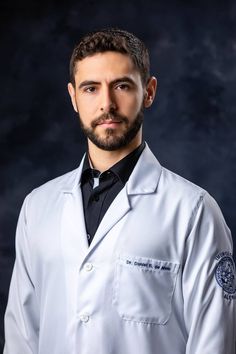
[74,51,139,81]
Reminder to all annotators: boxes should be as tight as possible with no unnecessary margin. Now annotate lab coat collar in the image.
[61,143,162,195]
[61,154,86,194]
[127,143,162,195]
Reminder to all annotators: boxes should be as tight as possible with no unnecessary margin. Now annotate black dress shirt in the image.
[81,142,145,245]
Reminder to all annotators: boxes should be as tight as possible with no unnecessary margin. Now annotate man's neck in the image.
[87,137,142,172]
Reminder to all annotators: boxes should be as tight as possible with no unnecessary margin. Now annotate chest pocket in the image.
[113,254,180,325]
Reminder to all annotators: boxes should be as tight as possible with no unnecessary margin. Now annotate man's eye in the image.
[116,84,130,90]
[84,86,96,93]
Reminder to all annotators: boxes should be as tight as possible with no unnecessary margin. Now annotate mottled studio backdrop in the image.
[0,0,236,349]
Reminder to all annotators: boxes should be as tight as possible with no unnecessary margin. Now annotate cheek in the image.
[119,95,143,116]
[76,96,98,116]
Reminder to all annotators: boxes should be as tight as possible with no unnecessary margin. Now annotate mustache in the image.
[91,112,128,128]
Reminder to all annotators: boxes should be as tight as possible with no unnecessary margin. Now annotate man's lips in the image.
[96,119,122,126]
[91,114,128,129]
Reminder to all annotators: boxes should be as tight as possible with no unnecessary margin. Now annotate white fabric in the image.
[4,144,235,354]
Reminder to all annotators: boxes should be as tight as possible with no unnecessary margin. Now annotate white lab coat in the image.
[4,144,235,354]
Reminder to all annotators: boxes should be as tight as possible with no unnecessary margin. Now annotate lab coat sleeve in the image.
[4,194,39,354]
[183,192,235,354]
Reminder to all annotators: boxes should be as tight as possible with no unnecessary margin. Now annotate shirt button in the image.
[84,263,93,271]
[80,313,90,322]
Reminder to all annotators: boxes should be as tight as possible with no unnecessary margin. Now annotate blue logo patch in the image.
[215,255,236,294]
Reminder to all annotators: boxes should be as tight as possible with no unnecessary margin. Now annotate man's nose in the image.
[100,87,117,113]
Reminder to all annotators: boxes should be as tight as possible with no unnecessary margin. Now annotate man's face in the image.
[68,51,155,151]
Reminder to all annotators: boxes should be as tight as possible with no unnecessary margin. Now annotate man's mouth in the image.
[91,113,128,129]
[97,119,122,125]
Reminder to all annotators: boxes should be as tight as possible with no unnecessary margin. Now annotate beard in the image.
[78,108,144,151]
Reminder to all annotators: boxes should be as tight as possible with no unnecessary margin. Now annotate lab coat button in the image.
[80,313,90,322]
[84,263,93,271]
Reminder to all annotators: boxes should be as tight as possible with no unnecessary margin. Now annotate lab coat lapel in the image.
[61,188,89,259]
[61,155,89,263]
[88,144,162,250]
[89,186,131,249]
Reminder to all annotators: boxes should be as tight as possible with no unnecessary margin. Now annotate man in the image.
[4,28,235,353]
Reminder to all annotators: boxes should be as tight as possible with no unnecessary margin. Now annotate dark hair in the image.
[69,28,150,87]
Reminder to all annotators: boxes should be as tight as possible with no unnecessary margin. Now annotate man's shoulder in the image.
[27,165,82,205]
[142,144,206,199]
[39,168,78,190]
[161,166,205,195]
[159,165,209,208]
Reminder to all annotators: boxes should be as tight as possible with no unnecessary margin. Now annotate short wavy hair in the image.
[69,28,150,87]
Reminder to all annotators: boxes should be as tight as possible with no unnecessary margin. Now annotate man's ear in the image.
[67,83,78,112]
[143,76,157,108]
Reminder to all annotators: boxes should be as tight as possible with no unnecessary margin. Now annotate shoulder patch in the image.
[215,254,236,295]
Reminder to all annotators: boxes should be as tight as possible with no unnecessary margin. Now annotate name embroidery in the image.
[125,259,171,271]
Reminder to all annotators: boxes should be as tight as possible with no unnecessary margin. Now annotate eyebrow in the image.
[78,76,136,90]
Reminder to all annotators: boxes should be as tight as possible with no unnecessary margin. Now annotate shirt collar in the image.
[81,141,145,185]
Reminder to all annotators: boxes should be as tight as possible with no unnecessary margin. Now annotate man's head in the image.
[69,28,150,88]
[68,29,157,153]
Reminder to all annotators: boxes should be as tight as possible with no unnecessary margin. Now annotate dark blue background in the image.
[1,0,236,349]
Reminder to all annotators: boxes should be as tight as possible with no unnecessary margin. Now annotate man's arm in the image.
[183,192,235,354]
[4,195,39,354]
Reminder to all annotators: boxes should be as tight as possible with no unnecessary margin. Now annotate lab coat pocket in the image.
[113,254,180,325]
